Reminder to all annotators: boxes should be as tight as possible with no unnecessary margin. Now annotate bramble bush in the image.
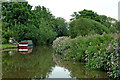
[52,33,120,78]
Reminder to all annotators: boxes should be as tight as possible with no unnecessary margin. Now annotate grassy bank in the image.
[52,33,120,78]
[0,44,17,49]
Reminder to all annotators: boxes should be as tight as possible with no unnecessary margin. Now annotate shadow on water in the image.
[2,46,55,78]
[2,46,109,79]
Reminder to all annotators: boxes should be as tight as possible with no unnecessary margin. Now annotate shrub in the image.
[85,34,120,78]
[69,18,110,38]
[2,38,7,44]
[12,24,57,45]
[73,34,119,78]
[52,33,120,78]
[52,36,71,55]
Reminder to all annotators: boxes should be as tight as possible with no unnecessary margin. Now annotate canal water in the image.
[2,46,109,78]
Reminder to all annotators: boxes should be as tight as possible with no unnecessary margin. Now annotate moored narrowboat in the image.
[18,40,33,48]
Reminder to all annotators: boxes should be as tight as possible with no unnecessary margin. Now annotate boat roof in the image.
[21,40,32,41]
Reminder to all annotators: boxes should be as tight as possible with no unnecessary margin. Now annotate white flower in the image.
[111,62,113,64]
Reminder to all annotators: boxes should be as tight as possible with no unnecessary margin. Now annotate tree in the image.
[27,6,57,45]
[2,2,32,26]
[54,17,68,37]
[2,2,32,41]
[71,9,99,21]
[70,9,118,33]
[2,2,57,45]
[69,18,110,38]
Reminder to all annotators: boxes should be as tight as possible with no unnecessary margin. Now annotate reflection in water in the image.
[48,65,71,78]
[2,46,109,79]
[18,46,33,54]
[2,46,55,78]
[52,53,109,78]
[8,51,16,56]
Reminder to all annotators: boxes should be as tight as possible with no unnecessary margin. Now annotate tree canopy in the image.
[1,2,119,44]
[71,9,118,30]
[69,18,110,38]
[1,2,68,45]
[70,9,118,36]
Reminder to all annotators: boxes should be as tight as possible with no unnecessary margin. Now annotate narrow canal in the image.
[2,46,108,78]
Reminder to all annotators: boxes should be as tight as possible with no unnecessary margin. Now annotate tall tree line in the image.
[2,2,68,45]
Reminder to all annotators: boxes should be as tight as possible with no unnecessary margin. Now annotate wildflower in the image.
[85,58,87,61]
[111,58,113,61]
[89,42,92,45]
[98,51,100,53]
[109,68,111,70]
[101,57,103,59]
[110,53,113,56]
[113,47,116,49]
[111,62,113,64]
[108,55,110,58]
[115,44,118,47]
[107,62,109,65]
[107,45,111,50]
[94,53,96,55]
[116,53,119,57]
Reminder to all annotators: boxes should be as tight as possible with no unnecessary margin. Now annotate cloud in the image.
[27,0,119,21]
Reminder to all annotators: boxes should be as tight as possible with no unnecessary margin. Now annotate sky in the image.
[26,0,120,22]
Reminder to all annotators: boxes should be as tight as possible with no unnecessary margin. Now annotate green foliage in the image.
[27,6,57,45]
[71,9,98,21]
[36,24,57,45]
[29,6,55,28]
[69,18,110,38]
[54,17,68,37]
[2,38,7,44]
[2,2,32,26]
[2,2,32,42]
[12,23,57,45]
[2,46,55,78]
[52,33,120,78]
[66,34,114,61]
[71,9,118,33]
[2,2,58,45]
[1,44,17,48]
[109,26,118,33]
[84,34,120,78]
[52,36,71,55]
[116,22,120,32]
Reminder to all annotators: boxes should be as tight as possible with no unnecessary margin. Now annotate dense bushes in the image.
[69,18,110,38]
[2,38,7,44]
[2,2,68,45]
[52,33,120,78]
[71,9,118,33]
[11,24,57,45]
[83,34,120,78]
[52,36,71,54]
[54,17,68,37]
